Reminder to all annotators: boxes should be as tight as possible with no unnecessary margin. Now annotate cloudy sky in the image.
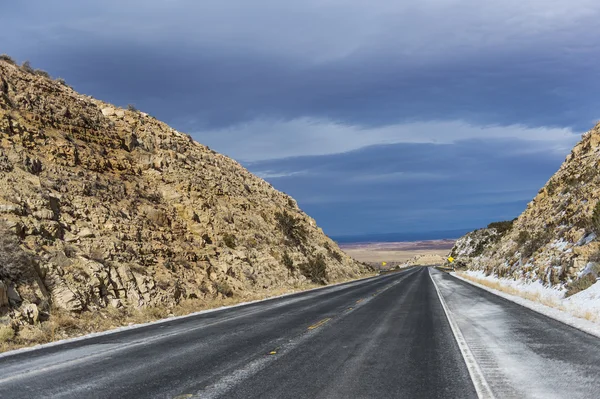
[2,0,599,239]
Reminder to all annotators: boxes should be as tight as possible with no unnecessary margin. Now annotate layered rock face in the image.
[447,124,600,287]
[0,59,367,327]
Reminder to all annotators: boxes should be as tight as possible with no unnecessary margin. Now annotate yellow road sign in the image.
[447,257,454,263]
[382,261,387,266]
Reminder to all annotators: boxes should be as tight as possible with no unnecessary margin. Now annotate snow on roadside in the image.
[452,270,600,339]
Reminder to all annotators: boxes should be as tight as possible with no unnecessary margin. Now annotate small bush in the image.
[566,274,597,297]
[223,233,236,249]
[487,219,515,236]
[546,180,556,195]
[331,251,343,262]
[275,210,307,246]
[517,231,530,245]
[323,241,343,262]
[282,251,294,271]
[300,254,328,284]
[127,104,138,112]
[0,222,34,280]
[0,54,16,65]
[520,231,551,258]
[471,240,486,257]
[34,69,51,78]
[20,61,34,74]
[0,325,15,342]
[55,77,67,86]
[216,281,233,297]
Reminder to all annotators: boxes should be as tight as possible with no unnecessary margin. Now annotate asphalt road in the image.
[0,267,599,398]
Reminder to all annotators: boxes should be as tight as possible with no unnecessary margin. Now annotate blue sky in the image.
[2,0,599,238]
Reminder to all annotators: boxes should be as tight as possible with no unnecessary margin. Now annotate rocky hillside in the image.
[404,253,446,266]
[0,57,368,342]
[447,125,600,292]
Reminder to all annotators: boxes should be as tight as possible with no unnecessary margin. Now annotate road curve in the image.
[1,267,599,398]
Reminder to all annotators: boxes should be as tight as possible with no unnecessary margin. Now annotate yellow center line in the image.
[308,317,332,330]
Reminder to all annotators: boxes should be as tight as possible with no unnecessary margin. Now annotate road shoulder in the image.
[430,267,600,399]
[450,271,600,339]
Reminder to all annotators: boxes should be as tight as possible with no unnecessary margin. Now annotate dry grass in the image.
[0,325,15,341]
[456,272,563,309]
[457,272,600,323]
[0,272,373,354]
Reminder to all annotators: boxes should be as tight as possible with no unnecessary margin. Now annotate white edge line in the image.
[429,268,495,399]
[450,272,600,339]
[0,271,385,360]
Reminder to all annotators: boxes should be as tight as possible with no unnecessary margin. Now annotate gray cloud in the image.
[1,0,598,237]
[2,0,599,132]
[200,119,580,161]
[246,138,564,235]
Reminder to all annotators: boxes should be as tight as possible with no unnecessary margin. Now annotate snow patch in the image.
[578,262,597,278]
[453,271,600,338]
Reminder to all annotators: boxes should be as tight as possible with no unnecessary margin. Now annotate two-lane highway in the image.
[1,267,599,398]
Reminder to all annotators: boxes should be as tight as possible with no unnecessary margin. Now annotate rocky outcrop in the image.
[447,125,600,289]
[0,59,368,333]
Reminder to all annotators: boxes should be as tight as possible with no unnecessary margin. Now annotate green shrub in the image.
[566,274,597,297]
[520,231,551,258]
[517,231,530,245]
[487,219,515,236]
[275,210,307,246]
[546,180,556,195]
[282,251,294,271]
[300,254,328,284]
[34,69,50,78]
[0,54,16,65]
[20,61,34,74]
[216,281,233,297]
[223,233,236,249]
[331,251,343,262]
[471,240,486,257]
[323,241,343,262]
[127,104,138,112]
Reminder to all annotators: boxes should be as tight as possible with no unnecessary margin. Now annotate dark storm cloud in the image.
[1,0,599,131]
[1,0,598,236]
[6,39,599,133]
[246,139,564,235]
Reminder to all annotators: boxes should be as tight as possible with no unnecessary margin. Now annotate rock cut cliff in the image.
[447,124,600,293]
[0,57,367,338]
